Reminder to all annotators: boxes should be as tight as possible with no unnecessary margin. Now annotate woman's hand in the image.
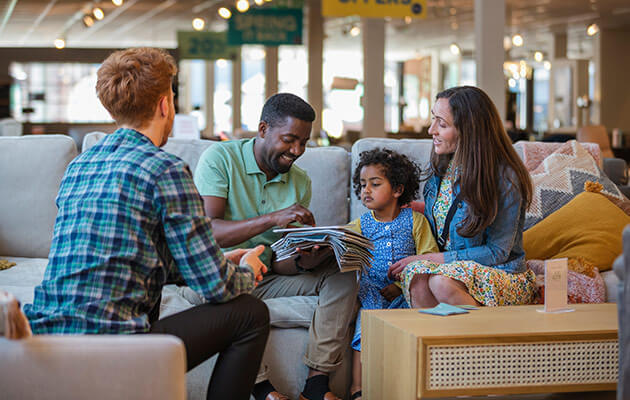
[387,253,445,280]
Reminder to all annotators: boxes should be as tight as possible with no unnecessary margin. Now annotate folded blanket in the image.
[0,291,32,339]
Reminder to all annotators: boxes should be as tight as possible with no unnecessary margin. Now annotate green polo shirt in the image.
[194,138,312,266]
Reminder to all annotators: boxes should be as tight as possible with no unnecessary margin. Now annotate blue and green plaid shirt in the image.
[24,128,255,334]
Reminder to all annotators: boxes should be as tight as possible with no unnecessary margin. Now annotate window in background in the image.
[214,58,233,136]
[10,62,112,123]
[459,58,476,86]
[241,46,266,132]
[322,49,363,138]
[533,67,550,133]
[279,46,307,99]
[384,61,400,133]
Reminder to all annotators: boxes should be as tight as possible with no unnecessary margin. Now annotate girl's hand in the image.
[380,283,402,302]
[387,253,445,280]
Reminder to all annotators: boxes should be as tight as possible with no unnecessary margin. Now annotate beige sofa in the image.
[0,133,622,399]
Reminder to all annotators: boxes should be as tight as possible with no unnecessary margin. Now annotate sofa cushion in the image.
[525,140,628,229]
[350,138,433,221]
[514,140,602,171]
[524,191,630,271]
[0,135,78,258]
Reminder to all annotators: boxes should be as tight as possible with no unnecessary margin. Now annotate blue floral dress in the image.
[352,207,415,351]
[401,162,536,307]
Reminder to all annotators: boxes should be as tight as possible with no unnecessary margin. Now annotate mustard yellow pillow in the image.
[523,191,630,271]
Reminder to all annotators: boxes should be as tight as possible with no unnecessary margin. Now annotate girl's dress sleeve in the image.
[412,211,439,255]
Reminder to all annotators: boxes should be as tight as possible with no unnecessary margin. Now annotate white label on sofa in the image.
[543,257,572,313]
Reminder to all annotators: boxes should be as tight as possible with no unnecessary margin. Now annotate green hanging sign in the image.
[227,8,303,46]
[177,31,239,60]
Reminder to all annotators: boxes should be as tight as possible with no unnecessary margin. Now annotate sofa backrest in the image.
[0,135,78,258]
[350,138,434,221]
[82,132,350,227]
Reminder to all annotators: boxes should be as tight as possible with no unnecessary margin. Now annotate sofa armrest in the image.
[603,157,628,186]
[0,335,186,400]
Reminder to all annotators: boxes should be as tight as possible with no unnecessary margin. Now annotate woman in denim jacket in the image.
[388,86,537,308]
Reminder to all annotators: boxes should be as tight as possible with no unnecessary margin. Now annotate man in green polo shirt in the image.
[194,93,358,400]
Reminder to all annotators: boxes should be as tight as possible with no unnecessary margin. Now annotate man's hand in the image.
[271,204,315,228]
[294,245,335,271]
[380,283,402,302]
[387,253,445,280]
[224,248,250,265]
[238,245,268,285]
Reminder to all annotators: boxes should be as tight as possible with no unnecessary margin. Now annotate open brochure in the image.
[271,225,374,273]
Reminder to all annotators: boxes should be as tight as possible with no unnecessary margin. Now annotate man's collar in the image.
[244,137,288,183]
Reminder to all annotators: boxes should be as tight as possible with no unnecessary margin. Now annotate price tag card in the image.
[541,258,573,313]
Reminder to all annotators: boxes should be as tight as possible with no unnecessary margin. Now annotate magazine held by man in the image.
[271,226,374,273]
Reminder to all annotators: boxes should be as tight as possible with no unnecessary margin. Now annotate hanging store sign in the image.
[322,0,426,18]
[228,9,303,46]
[177,31,239,60]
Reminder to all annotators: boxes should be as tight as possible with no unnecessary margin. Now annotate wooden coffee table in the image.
[362,304,618,399]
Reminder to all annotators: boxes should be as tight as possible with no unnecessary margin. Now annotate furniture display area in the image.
[0,133,627,399]
[362,304,618,400]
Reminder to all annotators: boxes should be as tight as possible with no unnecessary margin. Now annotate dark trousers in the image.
[149,294,270,400]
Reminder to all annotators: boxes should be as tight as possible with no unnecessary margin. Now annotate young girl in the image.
[347,148,438,400]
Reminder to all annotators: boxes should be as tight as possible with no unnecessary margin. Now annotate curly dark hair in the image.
[352,148,422,206]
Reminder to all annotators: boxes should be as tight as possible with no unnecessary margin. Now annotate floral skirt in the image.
[401,260,537,306]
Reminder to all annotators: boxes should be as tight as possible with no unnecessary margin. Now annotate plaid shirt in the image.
[24,128,254,334]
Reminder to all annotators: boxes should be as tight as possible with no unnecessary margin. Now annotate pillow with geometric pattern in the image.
[525,140,630,230]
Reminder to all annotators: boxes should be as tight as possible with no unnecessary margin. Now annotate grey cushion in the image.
[0,135,78,258]
[350,138,433,221]
[295,146,350,226]
[0,335,186,400]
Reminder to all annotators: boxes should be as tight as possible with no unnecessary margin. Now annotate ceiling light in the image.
[83,14,95,27]
[254,0,264,5]
[508,78,516,88]
[236,0,249,12]
[218,7,232,19]
[192,17,205,31]
[449,43,460,55]
[54,38,65,49]
[216,59,228,68]
[93,7,105,20]
[534,51,543,62]
[512,34,523,47]
[503,36,512,50]
[449,7,456,15]
[349,25,360,37]
[543,60,551,70]
[404,16,412,24]
[450,21,458,30]
[587,23,599,36]
[112,0,123,6]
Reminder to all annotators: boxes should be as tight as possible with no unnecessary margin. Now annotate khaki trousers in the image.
[253,261,359,372]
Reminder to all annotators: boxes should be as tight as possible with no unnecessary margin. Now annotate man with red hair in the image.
[25,47,269,400]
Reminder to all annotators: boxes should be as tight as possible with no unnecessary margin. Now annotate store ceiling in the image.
[1,0,629,60]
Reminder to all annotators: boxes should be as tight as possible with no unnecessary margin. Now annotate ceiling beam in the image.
[113,0,177,37]
[0,0,19,36]
[21,0,58,44]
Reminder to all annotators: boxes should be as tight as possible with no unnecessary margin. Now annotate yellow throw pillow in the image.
[523,191,630,271]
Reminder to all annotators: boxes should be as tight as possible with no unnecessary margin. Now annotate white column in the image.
[474,0,505,121]
[202,60,214,139]
[307,0,323,137]
[362,18,385,138]
[265,46,279,99]
[232,50,242,134]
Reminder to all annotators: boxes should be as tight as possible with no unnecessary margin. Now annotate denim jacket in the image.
[423,167,527,273]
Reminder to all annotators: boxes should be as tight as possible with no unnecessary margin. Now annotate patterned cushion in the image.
[515,140,602,172]
[525,140,627,229]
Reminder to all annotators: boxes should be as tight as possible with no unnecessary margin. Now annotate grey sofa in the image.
[0,133,623,399]
[614,227,629,400]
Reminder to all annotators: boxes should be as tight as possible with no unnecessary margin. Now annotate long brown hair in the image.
[431,86,532,237]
